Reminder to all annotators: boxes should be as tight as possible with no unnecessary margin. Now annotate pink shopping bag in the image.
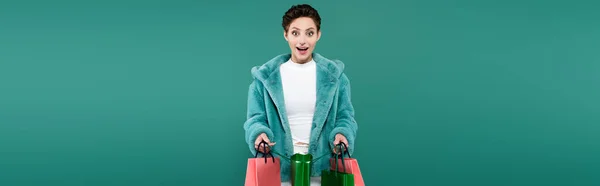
[245,141,281,186]
[330,142,365,186]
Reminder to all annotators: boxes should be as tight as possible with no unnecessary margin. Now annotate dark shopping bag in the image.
[321,143,355,186]
[328,142,365,186]
[290,153,313,186]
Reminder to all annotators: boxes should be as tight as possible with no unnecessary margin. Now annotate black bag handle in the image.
[253,141,263,158]
[337,142,351,159]
[334,151,338,176]
[254,140,275,164]
[333,144,347,177]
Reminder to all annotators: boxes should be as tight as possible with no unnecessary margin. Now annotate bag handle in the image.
[332,145,347,177]
[258,141,293,162]
[336,143,347,173]
[254,141,275,164]
[253,141,335,164]
[336,142,351,159]
[333,151,339,177]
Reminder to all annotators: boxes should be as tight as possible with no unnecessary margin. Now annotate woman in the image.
[243,4,358,185]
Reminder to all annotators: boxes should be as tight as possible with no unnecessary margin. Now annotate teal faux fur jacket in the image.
[243,53,358,182]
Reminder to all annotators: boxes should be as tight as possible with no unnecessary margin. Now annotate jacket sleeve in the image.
[329,74,359,155]
[243,80,274,155]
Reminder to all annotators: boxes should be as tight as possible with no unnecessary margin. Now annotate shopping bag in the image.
[290,153,313,186]
[328,142,365,186]
[321,143,355,186]
[244,141,281,186]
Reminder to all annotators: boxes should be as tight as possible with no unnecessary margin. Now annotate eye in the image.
[292,31,299,36]
[307,31,314,36]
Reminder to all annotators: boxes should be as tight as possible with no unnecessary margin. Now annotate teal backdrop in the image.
[1,0,599,185]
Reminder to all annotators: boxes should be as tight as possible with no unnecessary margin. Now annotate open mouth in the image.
[296,47,309,54]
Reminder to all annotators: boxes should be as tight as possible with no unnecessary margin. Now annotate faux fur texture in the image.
[243,53,358,182]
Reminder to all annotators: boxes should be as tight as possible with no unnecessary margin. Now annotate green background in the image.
[1,0,599,185]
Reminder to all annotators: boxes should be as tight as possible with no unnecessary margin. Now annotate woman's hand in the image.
[255,133,276,153]
[332,133,349,154]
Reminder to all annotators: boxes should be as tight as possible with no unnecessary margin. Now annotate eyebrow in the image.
[291,27,315,30]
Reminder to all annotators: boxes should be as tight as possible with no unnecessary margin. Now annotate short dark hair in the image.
[282,4,321,32]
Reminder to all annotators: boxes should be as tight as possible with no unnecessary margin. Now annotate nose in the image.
[298,35,307,45]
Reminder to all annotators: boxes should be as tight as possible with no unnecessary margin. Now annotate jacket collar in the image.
[250,53,346,140]
[251,53,344,83]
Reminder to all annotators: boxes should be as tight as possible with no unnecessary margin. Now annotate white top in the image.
[279,58,317,154]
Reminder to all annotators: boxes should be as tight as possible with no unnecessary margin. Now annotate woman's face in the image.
[284,17,321,64]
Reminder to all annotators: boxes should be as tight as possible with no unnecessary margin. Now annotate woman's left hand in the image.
[332,133,349,154]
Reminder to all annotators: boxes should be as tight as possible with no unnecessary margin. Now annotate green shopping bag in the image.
[290,153,313,186]
[321,143,355,186]
[264,141,330,186]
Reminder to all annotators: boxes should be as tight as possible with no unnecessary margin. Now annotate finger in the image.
[333,141,340,148]
[256,133,267,142]
[262,146,270,153]
[342,139,349,152]
[256,145,264,153]
[255,134,267,145]
[255,142,262,150]
[260,139,275,146]
[258,144,275,150]
[261,134,275,146]
[255,138,263,147]
[255,142,265,151]
[257,145,266,153]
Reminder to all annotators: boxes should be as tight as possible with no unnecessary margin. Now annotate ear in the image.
[316,30,322,41]
[283,31,288,41]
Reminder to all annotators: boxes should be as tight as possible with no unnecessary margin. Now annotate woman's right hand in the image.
[254,133,276,153]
